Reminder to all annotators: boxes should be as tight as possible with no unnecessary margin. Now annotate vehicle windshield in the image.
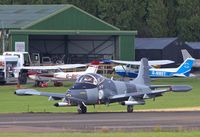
[76,73,104,85]
[24,53,31,66]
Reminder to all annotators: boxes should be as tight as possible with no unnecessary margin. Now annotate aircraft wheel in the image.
[77,104,87,114]
[127,105,133,113]
[35,81,40,87]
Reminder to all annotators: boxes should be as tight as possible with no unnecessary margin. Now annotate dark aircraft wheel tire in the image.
[78,104,87,114]
[127,105,133,113]
[35,81,41,87]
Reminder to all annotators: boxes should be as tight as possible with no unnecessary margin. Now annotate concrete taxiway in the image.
[0,111,200,132]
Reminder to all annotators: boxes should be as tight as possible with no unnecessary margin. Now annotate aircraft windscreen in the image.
[76,73,104,85]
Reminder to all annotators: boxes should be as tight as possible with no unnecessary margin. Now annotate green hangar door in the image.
[29,35,116,64]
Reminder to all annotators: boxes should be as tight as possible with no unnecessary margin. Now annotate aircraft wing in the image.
[15,89,65,100]
[111,60,174,66]
[110,85,192,100]
[15,64,87,70]
[109,89,168,100]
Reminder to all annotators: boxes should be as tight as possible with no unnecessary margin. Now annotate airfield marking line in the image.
[135,107,200,112]
[94,125,189,128]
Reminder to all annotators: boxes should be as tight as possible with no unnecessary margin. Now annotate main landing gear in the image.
[127,105,134,113]
[77,102,87,114]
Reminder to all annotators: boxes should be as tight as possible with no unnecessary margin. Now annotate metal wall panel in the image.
[119,35,135,61]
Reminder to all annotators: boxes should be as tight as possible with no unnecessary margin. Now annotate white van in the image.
[0,55,19,84]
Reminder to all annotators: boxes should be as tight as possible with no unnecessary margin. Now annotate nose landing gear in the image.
[77,102,87,114]
[127,105,133,113]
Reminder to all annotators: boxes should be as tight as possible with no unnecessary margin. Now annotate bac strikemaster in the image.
[15,58,192,113]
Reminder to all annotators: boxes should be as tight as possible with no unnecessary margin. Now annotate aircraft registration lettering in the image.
[72,74,78,79]
[152,71,166,76]
[66,74,78,79]
[66,74,72,79]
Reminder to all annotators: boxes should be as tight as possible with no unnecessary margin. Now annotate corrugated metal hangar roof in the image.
[185,42,200,49]
[0,5,69,28]
[135,37,178,49]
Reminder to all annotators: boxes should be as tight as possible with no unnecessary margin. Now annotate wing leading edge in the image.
[15,64,87,70]
[111,60,174,66]
[15,89,65,100]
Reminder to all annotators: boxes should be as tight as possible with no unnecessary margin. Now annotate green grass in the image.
[1,132,200,137]
[0,77,199,113]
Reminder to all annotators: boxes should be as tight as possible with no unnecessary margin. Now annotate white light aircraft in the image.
[15,63,88,84]
[112,58,195,78]
[28,65,99,82]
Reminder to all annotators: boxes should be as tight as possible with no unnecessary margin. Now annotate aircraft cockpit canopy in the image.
[76,73,105,85]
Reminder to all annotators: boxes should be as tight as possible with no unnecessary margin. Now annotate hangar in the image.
[0,5,136,64]
[183,42,200,59]
[135,37,184,67]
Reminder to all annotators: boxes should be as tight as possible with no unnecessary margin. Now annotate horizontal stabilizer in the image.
[172,74,187,77]
[170,85,192,92]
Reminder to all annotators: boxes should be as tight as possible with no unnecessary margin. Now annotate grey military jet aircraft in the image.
[15,58,192,114]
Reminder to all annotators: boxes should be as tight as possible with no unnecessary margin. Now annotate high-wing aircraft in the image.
[14,63,87,81]
[113,58,195,78]
[111,60,175,66]
[181,49,200,68]
[28,65,99,82]
[15,58,192,114]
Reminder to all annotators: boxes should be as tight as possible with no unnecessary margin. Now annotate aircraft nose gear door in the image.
[77,102,87,114]
[98,89,104,100]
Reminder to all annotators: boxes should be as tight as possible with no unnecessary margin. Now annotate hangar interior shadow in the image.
[29,35,117,64]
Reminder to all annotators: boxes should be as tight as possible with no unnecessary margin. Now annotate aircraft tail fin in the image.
[85,65,99,74]
[133,58,150,86]
[181,49,193,61]
[175,58,195,77]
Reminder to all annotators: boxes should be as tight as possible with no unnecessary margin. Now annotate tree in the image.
[145,0,168,37]
[177,16,200,41]
[163,0,178,36]
[1,0,200,41]
[176,0,200,41]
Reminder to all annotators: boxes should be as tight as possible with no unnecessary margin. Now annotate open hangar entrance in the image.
[29,35,117,64]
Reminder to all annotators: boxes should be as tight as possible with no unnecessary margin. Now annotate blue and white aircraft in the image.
[113,58,195,78]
